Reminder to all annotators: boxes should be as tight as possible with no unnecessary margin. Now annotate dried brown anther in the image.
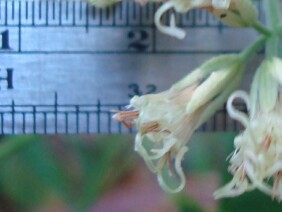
[112,110,139,128]
[258,135,272,153]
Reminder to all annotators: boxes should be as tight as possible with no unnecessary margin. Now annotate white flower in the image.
[113,55,245,193]
[215,58,282,201]
[154,0,258,39]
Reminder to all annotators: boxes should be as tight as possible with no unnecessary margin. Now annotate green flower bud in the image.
[174,55,245,115]
[250,58,282,117]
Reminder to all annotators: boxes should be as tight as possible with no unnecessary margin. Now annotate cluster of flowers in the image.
[90,0,282,200]
[215,58,282,200]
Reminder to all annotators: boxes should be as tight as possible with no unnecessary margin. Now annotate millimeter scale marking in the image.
[0,0,261,134]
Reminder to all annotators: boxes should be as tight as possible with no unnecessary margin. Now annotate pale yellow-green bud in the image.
[211,0,258,27]
[172,55,244,115]
[250,57,282,118]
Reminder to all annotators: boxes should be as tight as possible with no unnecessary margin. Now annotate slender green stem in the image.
[252,22,272,36]
[263,0,282,58]
[240,36,268,62]
[264,0,282,32]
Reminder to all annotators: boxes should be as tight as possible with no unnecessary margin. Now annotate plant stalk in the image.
[263,0,282,58]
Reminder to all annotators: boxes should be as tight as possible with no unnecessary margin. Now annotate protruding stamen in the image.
[239,167,246,182]
[273,172,282,199]
[112,110,139,128]
[258,135,272,153]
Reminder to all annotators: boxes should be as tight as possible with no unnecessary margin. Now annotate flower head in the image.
[114,55,245,193]
[215,58,282,201]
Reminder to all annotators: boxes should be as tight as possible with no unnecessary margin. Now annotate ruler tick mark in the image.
[72,1,75,25]
[79,0,82,20]
[12,1,15,20]
[52,0,55,20]
[45,1,48,25]
[106,8,110,20]
[33,105,36,133]
[0,1,2,20]
[59,0,62,25]
[11,100,15,134]
[91,5,95,20]
[44,112,47,134]
[85,2,89,32]
[23,113,26,134]
[5,0,8,26]
[65,113,68,133]
[119,3,122,20]
[32,0,34,26]
[66,1,69,20]
[18,1,22,52]
[39,0,42,20]
[76,105,79,133]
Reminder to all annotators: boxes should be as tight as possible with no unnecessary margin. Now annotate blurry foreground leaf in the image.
[185,132,237,172]
[0,135,135,211]
[174,194,204,212]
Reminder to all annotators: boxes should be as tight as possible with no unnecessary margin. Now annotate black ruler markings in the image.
[0,0,265,55]
[0,0,263,134]
[0,0,247,54]
[0,0,225,27]
[0,94,246,134]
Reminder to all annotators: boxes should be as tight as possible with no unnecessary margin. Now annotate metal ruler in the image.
[0,0,261,134]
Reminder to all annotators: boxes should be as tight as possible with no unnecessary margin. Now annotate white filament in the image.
[227,90,250,128]
[154,1,186,39]
[157,147,188,193]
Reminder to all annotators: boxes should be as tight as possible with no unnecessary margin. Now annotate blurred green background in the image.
[0,134,282,212]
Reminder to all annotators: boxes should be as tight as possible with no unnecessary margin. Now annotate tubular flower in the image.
[214,58,282,201]
[155,0,258,38]
[113,55,245,193]
[89,0,258,38]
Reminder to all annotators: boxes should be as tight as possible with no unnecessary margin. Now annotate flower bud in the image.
[250,57,282,117]
[176,55,244,115]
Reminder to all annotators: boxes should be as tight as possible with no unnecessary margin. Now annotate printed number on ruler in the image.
[128,29,150,52]
[1,30,11,50]
[0,68,13,90]
[1,30,14,90]
[128,83,157,98]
